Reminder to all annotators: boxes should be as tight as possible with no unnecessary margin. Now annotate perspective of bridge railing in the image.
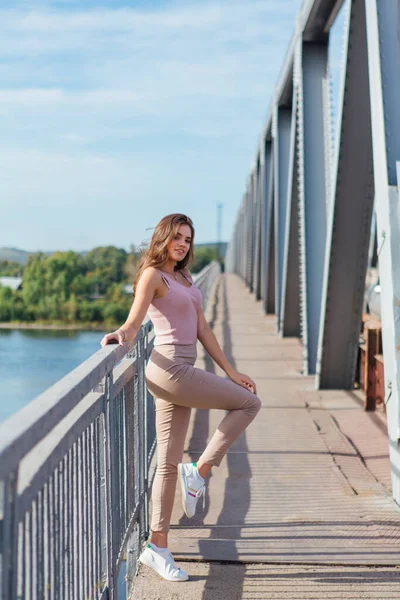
[225,0,400,506]
[0,260,221,600]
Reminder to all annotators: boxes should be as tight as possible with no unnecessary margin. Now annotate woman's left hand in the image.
[228,370,257,394]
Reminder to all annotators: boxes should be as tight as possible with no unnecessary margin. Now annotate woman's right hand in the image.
[100,329,126,347]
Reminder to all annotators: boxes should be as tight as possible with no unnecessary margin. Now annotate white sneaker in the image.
[139,543,189,582]
[178,462,206,518]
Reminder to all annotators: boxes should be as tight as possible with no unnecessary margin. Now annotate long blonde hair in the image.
[132,213,195,296]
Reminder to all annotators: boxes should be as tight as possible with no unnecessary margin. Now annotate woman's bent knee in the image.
[252,394,262,414]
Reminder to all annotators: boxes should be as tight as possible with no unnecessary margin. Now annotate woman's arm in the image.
[196,304,257,394]
[100,267,159,347]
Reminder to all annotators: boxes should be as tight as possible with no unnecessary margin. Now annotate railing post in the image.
[1,469,19,600]
[104,371,117,598]
[142,333,150,540]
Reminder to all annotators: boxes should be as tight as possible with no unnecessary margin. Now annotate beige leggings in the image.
[145,343,261,533]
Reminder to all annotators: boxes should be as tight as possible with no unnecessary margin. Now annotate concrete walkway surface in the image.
[131,274,400,599]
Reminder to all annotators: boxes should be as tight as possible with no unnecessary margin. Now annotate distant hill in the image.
[0,247,78,264]
[0,247,32,264]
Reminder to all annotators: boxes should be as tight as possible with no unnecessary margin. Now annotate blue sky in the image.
[0,0,345,252]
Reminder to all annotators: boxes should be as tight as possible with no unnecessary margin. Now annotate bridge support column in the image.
[297,40,330,375]
[365,0,400,505]
[253,161,263,300]
[248,173,256,294]
[280,88,301,337]
[263,141,275,314]
[274,106,293,332]
[316,0,374,389]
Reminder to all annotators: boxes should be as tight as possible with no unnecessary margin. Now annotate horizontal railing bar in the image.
[111,358,136,401]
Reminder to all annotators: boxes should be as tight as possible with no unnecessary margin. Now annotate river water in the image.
[0,328,107,423]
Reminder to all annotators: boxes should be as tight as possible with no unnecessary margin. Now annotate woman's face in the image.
[167,224,192,262]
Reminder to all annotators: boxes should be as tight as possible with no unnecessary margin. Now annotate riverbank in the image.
[0,322,110,331]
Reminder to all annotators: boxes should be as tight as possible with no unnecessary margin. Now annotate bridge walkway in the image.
[132,273,400,599]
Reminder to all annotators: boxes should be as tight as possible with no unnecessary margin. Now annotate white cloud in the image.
[61,132,91,144]
[0,0,304,249]
[2,2,296,35]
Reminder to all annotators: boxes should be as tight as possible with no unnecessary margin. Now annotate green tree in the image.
[0,285,13,320]
[84,246,128,294]
[192,246,220,273]
[123,244,140,284]
[78,300,104,323]
[64,293,79,323]
[0,260,24,277]
[2,245,138,325]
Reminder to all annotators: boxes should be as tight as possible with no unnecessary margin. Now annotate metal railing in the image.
[0,260,221,600]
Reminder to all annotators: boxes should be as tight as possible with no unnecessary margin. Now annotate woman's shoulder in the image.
[142,265,162,279]
[139,266,165,287]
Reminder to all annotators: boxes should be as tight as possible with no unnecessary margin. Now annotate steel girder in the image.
[280,88,301,337]
[264,142,276,314]
[253,161,263,300]
[274,107,293,331]
[297,40,330,375]
[258,148,267,303]
[316,0,374,388]
[365,0,400,504]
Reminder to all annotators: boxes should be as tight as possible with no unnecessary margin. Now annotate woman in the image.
[100,213,261,582]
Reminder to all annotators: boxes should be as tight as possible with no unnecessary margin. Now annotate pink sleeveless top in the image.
[147,269,203,346]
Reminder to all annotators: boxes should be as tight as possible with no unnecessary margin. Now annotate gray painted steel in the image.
[224,0,400,504]
[247,176,255,293]
[258,153,266,302]
[274,106,293,332]
[316,0,374,389]
[264,147,276,315]
[365,0,400,504]
[374,1,400,186]
[0,262,220,600]
[298,41,330,375]
[280,89,301,337]
[259,142,269,309]
[253,161,263,300]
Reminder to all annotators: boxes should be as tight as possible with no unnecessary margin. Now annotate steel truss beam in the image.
[263,142,275,314]
[274,106,293,331]
[316,0,374,388]
[253,161,263,300]
[365,0,400,504]
[280,88,301,337]
[297,40,330,374]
